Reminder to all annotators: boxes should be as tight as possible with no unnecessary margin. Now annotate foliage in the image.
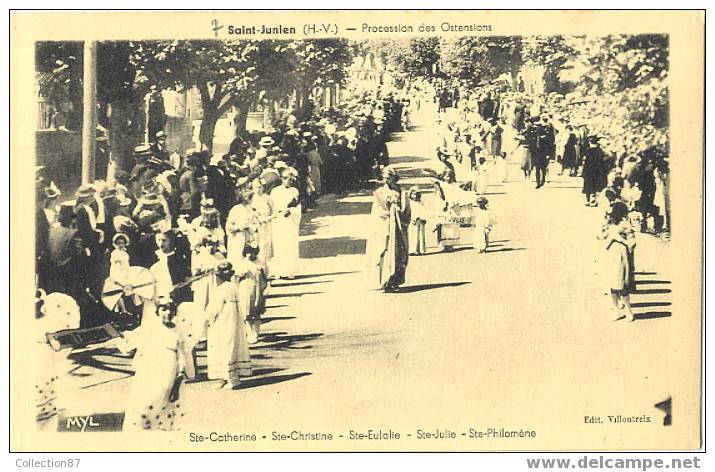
[130,39,296,149]
[289,39,353,89]
[551,34,669,157]
[521,35,574,93]
[373,36,520,89]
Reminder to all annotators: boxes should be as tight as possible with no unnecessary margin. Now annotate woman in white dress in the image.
[225,190,258,268]
[250,178,274,271]
[269,169,302,279]
[123,297,191,430]
[204,261,252,389]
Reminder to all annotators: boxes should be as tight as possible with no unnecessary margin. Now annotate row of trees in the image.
[366,34,669,157]
[36,39,354,168]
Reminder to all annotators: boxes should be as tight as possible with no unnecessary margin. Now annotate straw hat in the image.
[75,184,96,199]
[259,136,275,147]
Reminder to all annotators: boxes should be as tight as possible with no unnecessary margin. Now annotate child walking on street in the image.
[472,196,496,253]
[598,202,637,322]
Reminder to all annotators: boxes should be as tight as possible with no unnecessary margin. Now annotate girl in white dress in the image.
[225,191,258,268]
[269,170,302,279]
[250,179,274,271]
[123,298,191,430]
[472,197,496,253]
[204,261,252,389]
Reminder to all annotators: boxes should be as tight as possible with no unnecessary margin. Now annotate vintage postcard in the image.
[10,10,704,452]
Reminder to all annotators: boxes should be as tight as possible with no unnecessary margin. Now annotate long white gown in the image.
[204,280,252,386]
[269,185,301,278]
[124,301,191,431]
[251,193,274,266]
[225,203,257,267]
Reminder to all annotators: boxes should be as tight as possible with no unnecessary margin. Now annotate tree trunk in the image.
[199,106,218,153]
[233,102,250,138]
[107,98,143,181]
[298,87,312,121]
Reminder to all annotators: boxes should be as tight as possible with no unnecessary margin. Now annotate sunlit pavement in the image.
[61,106,680,448]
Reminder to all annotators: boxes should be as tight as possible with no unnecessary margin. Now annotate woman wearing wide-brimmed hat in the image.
[365,166,411,292]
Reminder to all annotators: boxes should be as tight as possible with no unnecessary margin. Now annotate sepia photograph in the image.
[9,9,705,453]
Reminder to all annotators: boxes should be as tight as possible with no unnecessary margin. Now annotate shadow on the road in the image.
[634,311,672,321]
[255,331,324,351]
[483,191,507,195]
[635,271,658,276]
[397,281,471,293]
[261,316,297,324]
[300,236,366,258]
[271,279,332,288]
[300,192,374,237]
[68,347,134,377]
[266,291,324,299]
[633,288,672,295]
[390,155,432,166]
[486,247,526,253]
[250,367,286,377]
[631,301,672,309]
[265,304,289,309]
[635,280,671,285]
[235,372,312,390]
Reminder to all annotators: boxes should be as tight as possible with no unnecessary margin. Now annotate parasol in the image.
[101,266,156,311]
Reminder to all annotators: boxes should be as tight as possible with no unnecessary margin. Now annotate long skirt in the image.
[409,220,427,255]
[126,347,182,430]
[256,221,273,265]
[516,146,532,172]
[206,300,251,384]
[271,217,300,277]
[366,210,409,290]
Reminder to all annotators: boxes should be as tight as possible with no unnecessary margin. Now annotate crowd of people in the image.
[33,74,672,429]
[429,84,668,322]
[431,86,670,236]
[34,89,408,430]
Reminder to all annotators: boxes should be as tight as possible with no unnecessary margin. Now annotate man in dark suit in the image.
[150,130,171,163]
[75,184,103,297]
[149,229,193,304]
[533,116,555,189]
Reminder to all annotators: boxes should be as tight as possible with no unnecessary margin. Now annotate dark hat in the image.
[44,181,62,199]
[215,260,235,279]
[58,201,76,222]
[476,196,489,207]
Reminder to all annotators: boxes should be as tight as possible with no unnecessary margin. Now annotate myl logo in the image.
[59,413,124,432]
[64,416,99,432]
